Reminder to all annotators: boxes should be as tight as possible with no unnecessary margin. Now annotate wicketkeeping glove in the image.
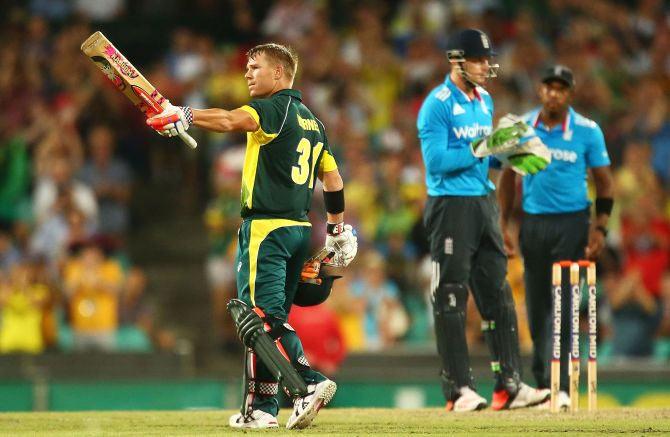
[471,113,552,176]
[471,114,531,158]
[324,223,358,268]
[508,154,549,175]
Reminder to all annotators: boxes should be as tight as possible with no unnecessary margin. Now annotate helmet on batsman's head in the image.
[446,28,497,60]
[293,274,341,307]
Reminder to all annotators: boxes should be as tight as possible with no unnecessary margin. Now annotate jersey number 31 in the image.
[292,138,323,188]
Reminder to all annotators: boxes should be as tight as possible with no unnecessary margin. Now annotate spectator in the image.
[63,239,124,351]
[117,267,175,352]
[78,124,132,238]
[0,222,21,275]
[33,154,97,227]
[203,153,241,351]
[349,251,408,350]
[0,132,32,224]
[656,272,670,360]
[609,195,669,357]
[29,195,94,272]
[288,303,347,375]
[328,274,366,352]
[0,261,49,354]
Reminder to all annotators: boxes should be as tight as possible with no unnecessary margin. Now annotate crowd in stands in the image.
[0,6,173,353]
[0,1,668,369]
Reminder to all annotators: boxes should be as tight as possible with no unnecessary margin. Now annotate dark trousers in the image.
[519,209,589,391]
[424,194,509,317]
[425,193,518,397]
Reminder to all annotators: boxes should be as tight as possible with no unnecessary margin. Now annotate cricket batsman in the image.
[146,43,358,430]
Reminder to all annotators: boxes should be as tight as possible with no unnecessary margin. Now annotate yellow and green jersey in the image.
[238,89,337,220]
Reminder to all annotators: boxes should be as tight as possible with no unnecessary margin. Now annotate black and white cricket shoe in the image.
[286,379,337,430]
[228,410,279,429]
[447,386,488,412]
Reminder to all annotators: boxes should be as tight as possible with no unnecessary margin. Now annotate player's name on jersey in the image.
[298,115,319,132]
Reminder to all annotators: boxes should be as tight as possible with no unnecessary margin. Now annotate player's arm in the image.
[418,101,479,174]
[321,168,344,224]
[592,165,614,226]
[146,106,259,136]
[584,124,614,260]
[191,108,259,133]
[497,167,517,256]
[316,152,357,268]
[585,165,614,260]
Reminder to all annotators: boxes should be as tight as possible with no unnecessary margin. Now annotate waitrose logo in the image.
[453,123,492,139]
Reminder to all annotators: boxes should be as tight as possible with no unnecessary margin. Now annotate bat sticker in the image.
[91,56,126,91]
[104,44,139,79]
[131,85,163,116]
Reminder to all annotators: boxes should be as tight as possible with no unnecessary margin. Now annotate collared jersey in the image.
[520,107,610,214]
[417,75,495,196]
[238,89,337,220]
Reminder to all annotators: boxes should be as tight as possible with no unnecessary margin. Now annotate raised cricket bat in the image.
[81,31,197,149]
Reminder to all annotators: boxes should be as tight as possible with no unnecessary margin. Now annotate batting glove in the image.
[146,104,193,138]
[325,223,358,268]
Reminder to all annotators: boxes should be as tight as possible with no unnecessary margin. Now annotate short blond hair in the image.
[247,43,298,80]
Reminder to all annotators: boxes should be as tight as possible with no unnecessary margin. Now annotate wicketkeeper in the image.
[417,28,551,412]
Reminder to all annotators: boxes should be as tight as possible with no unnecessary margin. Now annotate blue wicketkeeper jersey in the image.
[417,76,495,196]
[520,107,611,214]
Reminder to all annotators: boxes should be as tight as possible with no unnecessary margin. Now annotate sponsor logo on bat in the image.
[91,56,126,91]
[150,90,166,107]
[104,45,139,79]
[131,85,162,117]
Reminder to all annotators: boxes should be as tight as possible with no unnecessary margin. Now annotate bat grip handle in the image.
[178,131,198,149]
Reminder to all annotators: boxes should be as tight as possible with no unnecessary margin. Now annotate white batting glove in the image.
[146,103,193,138]
[325,223,358,267]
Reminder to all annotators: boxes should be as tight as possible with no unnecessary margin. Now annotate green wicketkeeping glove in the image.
[488,121,529,149]
[471,119,530,157]
[508,154,549,175]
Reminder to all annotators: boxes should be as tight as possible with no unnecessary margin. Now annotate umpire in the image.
[498,65,614,409]
[417,28,549,412]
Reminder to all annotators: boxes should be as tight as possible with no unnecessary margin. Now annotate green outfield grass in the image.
[0,408,669,436]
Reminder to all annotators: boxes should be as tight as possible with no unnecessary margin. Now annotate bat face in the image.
[132,85,164,116]
[83,33,163,117]
[90,53,163,117]
[103,44,139,79]
[91,56,126,91]
[81,31,198,148]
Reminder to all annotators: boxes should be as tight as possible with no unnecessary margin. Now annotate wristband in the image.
[180,106,194,126]
[595,197,613,216]
[327,222,344,235]
[324,189,345,214]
